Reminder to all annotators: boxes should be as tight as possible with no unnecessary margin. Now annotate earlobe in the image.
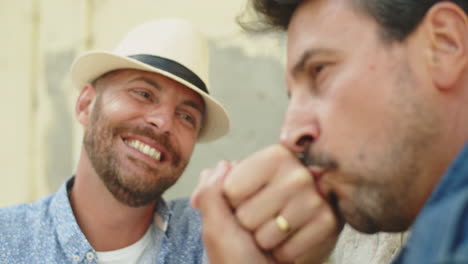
[426,2,468,90]
[75,84,96,126]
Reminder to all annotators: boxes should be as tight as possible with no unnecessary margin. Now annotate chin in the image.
[348,221,381,234]
[346,213,412,234]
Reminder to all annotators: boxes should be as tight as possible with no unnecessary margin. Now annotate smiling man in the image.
[0,18,230,263]
[193,0,468,263]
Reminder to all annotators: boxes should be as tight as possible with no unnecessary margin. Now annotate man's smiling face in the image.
[81,69,204,207]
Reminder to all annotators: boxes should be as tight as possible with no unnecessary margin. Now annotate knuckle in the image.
[291,168,313,186]
[303,194,321,211]
[283,168,312,191]
[267,144,291,160]
[254,230,274,250]
[273,245,296,263]
[222,181,240,202]
[318,209,338,231]
[235,207,256,231]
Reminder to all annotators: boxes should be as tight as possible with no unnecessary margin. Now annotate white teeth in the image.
[143,145,150,154]
[154,151,161,161]
[124,139,162,161]
[149,148,155,157]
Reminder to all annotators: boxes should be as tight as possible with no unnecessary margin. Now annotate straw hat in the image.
[70,18,230,142]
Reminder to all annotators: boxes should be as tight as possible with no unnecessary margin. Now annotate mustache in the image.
[299,150,338,170]
[113,124,181,166]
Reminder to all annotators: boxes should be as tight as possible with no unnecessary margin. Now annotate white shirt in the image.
[96,224,154,264]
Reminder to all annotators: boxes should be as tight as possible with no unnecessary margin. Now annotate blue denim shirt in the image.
[0,178,206,264]
[392,141,468,264]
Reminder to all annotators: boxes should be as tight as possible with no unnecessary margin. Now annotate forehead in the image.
[286,0,377,70]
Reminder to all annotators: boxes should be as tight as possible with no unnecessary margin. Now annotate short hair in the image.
[242,0,468,42]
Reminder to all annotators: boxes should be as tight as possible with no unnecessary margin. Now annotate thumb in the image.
[192,161,234,223]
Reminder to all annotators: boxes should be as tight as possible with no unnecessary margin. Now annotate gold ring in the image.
[275,215,291,233]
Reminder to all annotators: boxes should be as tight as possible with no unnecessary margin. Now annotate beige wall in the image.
[1,1,37,204]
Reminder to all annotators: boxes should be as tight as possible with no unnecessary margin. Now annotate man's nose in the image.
[145,106,175,133]
[279,100,320,154]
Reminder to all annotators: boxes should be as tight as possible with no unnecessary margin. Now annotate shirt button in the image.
[72,254,81,262]
[86,252,95,261]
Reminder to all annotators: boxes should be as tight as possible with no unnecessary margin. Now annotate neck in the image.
[442,78,468,165]
[406,78,468,223]
[70,149,157,251]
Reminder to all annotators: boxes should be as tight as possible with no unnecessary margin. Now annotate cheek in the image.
[325,65,394,142]
[320,85,396,183]
[174,127,198,156]
[107,97,142,118]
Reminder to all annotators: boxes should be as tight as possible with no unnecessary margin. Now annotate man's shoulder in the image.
[0,194,59,260]
[0,194,56,241]
[0,194,54,225]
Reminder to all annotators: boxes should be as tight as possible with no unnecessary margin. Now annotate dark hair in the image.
[242,0,468,41]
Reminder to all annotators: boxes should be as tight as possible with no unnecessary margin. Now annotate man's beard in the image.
[303,116,436,233]
[83,96,189,207]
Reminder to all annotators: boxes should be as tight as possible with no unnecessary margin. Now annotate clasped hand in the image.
[191,145,342,264]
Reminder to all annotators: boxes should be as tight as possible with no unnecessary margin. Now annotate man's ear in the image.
[75,84,96,126]
[425,2,468,90]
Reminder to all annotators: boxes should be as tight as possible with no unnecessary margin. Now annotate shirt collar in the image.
[50,177,94,262]
[49,176,174,261]
[154,198,172,233]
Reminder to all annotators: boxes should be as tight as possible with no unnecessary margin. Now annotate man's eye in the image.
[315,65,325,74]
[306,63,330,95]
[137,91,151,98]
[132,90,153,101]
[180,113,193,122]
[179,113,197,127]
[311,64,326,77]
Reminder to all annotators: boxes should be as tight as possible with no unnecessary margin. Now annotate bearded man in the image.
[0,18,230,264]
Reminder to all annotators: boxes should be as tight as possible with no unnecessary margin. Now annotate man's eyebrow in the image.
[128,77,161,91]
[291,48,334,77]
[182,100,204,116]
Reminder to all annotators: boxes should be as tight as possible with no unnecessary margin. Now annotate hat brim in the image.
[70,51,230,142]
